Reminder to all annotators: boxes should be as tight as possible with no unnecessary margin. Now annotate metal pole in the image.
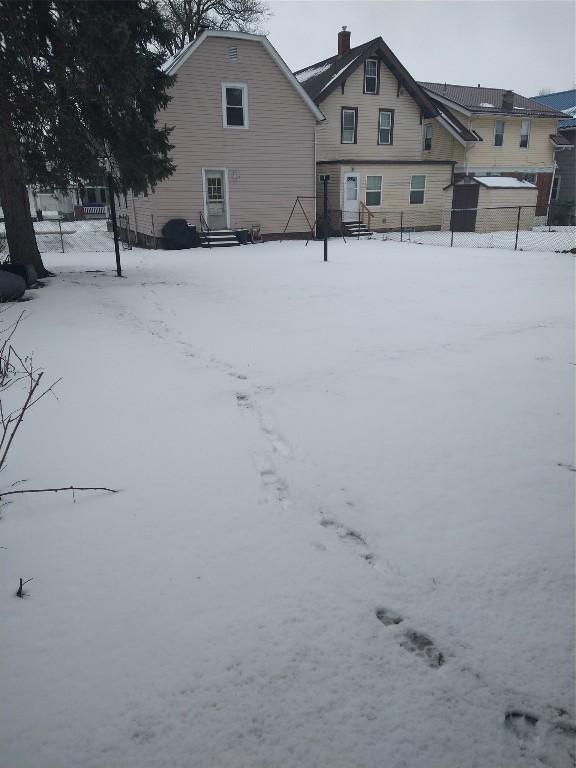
[323,176,328,262]
[450,210,454,248]
[151,213,156,249]
[58,219,64,253]
[107,173,122,276]
[400,211,403,242]
[514,206,521,251]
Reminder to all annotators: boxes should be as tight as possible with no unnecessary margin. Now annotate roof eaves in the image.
[163,30,325,123]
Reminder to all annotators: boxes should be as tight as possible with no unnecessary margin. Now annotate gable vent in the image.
[228,46,239,61]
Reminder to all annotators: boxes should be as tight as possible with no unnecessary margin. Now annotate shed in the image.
[445,176,538,233]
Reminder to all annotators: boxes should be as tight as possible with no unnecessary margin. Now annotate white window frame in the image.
[423,123,433,151]
[551,175,561,201]
[365,175,382,207]
[341,108,357,144]
[494,119,505,147]
[364,59,378,94]
[221,82,249,129]
[378,110,393,145]
[519,119,531,148]
[409,175,426,205]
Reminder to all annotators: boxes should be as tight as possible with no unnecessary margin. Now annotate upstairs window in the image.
[222,83,248,128]
[494,120,505,147]
[423,123,433,151]
[410,175,426,204]
[365,175,382,206]
[341,107,357,143]
[364,59,379,94]
[520,119,530,148]
[378,110,393,144]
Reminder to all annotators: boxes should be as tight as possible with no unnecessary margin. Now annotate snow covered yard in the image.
[1,238,573,768]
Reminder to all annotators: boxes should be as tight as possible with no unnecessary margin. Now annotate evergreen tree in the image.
[0,0,175,276]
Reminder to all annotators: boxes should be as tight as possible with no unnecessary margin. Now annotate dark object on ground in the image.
[0,263,39,288]
[0,271,26,302]
[235,229,250,245]
[161,219,201,249]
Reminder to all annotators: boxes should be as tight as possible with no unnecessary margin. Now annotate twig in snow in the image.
[16,577,33,598]
[0,485,118,498]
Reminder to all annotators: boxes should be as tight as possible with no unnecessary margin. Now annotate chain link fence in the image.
[371,204,575,253]
[0,217,124,254]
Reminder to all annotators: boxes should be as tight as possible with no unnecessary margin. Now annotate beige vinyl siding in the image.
[128,37,317,238]
[422,119,461,162]
[316,63,429,161]
[321,162,452,229]
[464,117,556,169]
[475,186,537,231]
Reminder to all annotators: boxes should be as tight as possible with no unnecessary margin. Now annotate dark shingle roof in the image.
[531,90,576,130]
[294,37,438,117]
[419,82,566,117]
[294,39,378,101]
[428,98,482,142]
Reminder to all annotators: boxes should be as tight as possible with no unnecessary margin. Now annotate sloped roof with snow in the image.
[420,82,566,117]
[472,176,537,189]
[294,37,438,117]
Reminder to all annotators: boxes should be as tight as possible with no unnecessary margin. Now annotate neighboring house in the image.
[419,81,567,217]
[0,183,109,221]
[293,28,563,235]
[530,90,575,223]
[294,28,461,234]
[118,30,324,246]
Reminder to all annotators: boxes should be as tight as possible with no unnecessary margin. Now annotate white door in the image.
[204,170,228,229]
[342,173,360,221]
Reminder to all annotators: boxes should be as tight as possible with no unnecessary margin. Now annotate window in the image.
[423,123,433,151]
[410,175,426,204]
[364,59,378,94]
[520,119,530,148]
[551,176,561,201]
[378,110,393,144]
[365,175,382,206]
[222,83,248,128]
[520,173,536,183]
[341,107,357,143]
[494,120,505,147]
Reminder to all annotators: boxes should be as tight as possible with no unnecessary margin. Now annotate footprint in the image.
[505,710,539,741]
[320,516,375,563]
[400,629,445,669]
[375,607,403,626]
[257,463,291,510]
[236,393,252,409]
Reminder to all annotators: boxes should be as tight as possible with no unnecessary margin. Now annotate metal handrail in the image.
[359,201,373,236]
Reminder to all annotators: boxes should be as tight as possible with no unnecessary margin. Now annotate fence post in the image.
[323,175,328,262]
[450,211,454,248]
[514,206,521,251]
[151,214,156,249]
[58,219,64,253]
[400,211,403,242]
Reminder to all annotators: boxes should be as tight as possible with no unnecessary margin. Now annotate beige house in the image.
[419,82,566,219]
[295,28,566,234]
[118,31,324,246]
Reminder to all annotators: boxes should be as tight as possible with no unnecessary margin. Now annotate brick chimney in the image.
[338,26,350,56]
[501,89,514,111]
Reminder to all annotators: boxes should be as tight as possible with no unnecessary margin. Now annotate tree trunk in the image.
[0,121,49,277]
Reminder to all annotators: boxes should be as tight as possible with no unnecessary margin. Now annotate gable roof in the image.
[429,99,482,143]
[294,37,439,117]
[419,82,566,118]
[162,30,325,123]
[530,90,576,130]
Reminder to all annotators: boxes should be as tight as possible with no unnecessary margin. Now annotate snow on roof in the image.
[295,62,332,83]
[473,176,537,189]
[318,55,362,94]
[479,102,495,107]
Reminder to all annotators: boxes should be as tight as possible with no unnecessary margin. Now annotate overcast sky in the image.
[266,1,575,96]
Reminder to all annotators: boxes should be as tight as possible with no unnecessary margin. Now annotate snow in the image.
[438,109,463,133]
[319,55,361,93]
[563,105,576,116]
[1,238,574,768]
[294,61,332,83]
[384,227,575,251]
[474,175,537,189]
[479,102,495,107]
